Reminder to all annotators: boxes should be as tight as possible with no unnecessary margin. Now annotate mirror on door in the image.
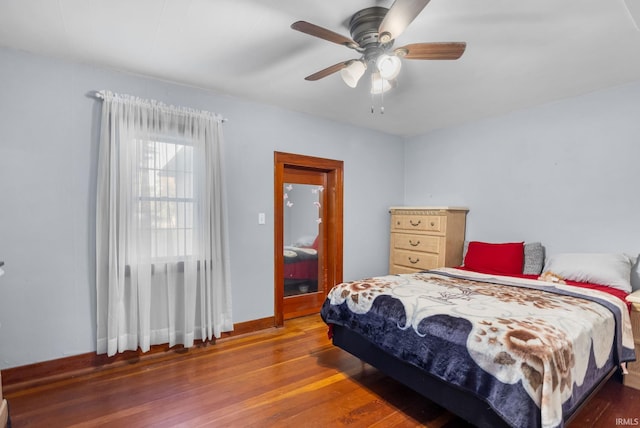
[283,183,322,297]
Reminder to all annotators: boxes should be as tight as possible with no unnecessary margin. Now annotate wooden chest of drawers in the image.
[389,207,468,274]
[624,302,640,390]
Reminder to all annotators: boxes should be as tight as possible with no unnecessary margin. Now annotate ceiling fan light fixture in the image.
[340,60,367,88]
[376,54,402,80]
[370,72,396,94]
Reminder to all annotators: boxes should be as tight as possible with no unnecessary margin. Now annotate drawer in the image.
[390,265,423,274]
[624,370,640,390]
[392,215,443,233]
[625,345,640,390]
[393,233,442,254]
[392,249,439,271]
[625,307,640,390]
[631,306,640,341]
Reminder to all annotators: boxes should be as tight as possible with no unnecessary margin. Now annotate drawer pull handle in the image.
[409,240,420,246]
[430,222,435,227]
[408,257,420,264]
[409,220,421,227]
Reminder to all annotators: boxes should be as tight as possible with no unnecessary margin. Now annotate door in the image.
[274,152,343,325]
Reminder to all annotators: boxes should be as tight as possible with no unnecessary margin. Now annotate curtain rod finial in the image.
[87,90,104,100]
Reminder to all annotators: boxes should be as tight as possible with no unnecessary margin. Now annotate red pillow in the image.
[311,235,319,250]
[464,241,524,275]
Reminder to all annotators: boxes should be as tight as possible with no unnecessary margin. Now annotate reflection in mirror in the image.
[283,183,322,297]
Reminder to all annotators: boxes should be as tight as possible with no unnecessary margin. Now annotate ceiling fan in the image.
[291,0,466,94]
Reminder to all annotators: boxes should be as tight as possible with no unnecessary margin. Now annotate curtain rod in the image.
[91,91,228,122]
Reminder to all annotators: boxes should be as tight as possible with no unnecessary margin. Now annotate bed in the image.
[284,238,319,294]
[320,242,637,428]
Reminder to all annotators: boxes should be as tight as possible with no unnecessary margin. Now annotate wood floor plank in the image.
[3,315,639,427]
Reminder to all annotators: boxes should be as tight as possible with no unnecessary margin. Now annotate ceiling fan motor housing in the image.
[349,7,389,48]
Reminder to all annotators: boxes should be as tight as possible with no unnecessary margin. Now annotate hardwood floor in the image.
[4,315,640,427]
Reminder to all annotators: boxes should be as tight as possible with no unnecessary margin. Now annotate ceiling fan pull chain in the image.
[370,97,385,114]
[371,87,375,114]
[370,73,384,114]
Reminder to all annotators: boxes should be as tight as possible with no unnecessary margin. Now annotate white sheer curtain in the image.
[95,91,233,356]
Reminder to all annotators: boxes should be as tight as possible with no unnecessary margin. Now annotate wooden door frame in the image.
[274,152,343,326]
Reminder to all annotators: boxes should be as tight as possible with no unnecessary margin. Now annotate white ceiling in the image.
[1,0,640,136]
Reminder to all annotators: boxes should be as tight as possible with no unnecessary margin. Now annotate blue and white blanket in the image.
[321,268,635,428]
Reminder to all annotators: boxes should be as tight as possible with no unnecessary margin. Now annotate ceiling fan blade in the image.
[378,0,431,43]
[291,21,359,49]
[395,42,466,60]
[304,61,350,81]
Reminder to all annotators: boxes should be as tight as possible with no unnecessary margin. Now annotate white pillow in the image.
[543,253,633,293]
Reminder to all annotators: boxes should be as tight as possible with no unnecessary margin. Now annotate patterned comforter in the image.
[320,268,636,428]
[283,246,317,263]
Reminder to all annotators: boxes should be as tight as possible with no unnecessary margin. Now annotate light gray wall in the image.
[404,81,640,257]
[5,44,638,371]
[0,47,404,369]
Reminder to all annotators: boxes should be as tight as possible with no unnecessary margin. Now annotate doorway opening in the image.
[274,152,343,325]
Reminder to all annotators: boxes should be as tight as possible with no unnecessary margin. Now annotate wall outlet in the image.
[258,212,266,225]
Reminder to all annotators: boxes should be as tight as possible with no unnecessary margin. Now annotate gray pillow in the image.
[462,241,545,275]
[522,242,544,275]
[631,254,640,291]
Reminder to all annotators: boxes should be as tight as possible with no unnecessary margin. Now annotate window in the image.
[137,139,194,260]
